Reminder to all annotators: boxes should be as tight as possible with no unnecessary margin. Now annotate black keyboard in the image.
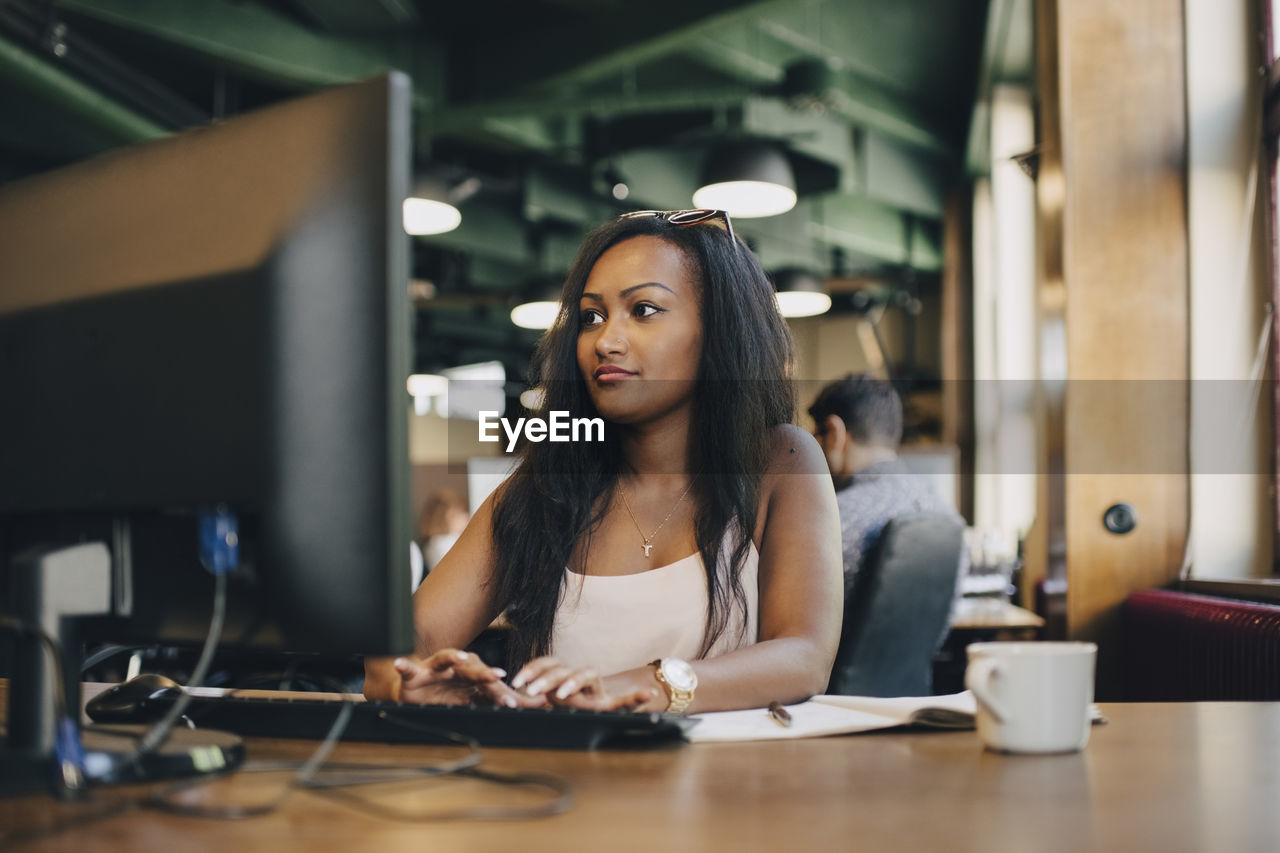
[87,689,699,750]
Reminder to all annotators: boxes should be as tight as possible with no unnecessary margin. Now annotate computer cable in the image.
[287,705,573,821]
[80,643,150,675]
[293,703,483,789]
[96,570,228,768]
[6,580,575,833]
[1,541,242,846]
[85,513,236,767]
[0,617,140,850]
[142,679,574,822]
[143,700,470,819]
[0,613,86,797]
[122,509,238,758]
[141,695,360,820]
[305,766,576,822]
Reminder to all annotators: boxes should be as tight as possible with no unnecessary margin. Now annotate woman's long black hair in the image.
[489,214,796,670]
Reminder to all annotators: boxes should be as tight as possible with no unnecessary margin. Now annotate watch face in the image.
[661,658,697,692]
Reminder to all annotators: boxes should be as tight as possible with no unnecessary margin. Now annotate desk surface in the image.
[2,687,1277,852]
[950,596,1045,630]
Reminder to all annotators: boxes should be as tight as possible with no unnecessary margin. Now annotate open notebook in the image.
[688,691,1105,743]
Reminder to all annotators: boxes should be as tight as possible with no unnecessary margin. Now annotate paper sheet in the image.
[688,691,977,743]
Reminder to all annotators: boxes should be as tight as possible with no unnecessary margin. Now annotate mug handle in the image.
[965,657,1008,723]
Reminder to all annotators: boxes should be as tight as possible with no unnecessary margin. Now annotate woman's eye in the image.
[633,303,663,319]
[580,308,604,327]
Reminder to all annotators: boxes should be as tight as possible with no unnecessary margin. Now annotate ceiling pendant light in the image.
[510,300,560,330]
[510,279,564,330]
[403,197,461,235]
[403,172,462,235]
[771,267,831,318]
[693,140,797,218]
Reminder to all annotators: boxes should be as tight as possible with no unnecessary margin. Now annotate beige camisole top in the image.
[548,537,760,676]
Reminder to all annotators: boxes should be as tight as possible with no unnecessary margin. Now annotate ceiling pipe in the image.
[0,35,168,144]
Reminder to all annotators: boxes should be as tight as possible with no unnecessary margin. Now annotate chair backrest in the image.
[827,512,965,697]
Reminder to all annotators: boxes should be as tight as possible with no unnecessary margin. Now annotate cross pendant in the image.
[643,543,653,557]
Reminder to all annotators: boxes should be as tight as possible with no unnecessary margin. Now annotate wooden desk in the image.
[3,694,1278,852]
[950,597,1046,631]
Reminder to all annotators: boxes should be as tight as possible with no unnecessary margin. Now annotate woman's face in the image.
[576,235,704,426]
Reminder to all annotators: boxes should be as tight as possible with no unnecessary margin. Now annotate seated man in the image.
[808,374,961,593]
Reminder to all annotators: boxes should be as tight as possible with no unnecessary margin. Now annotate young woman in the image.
[365,210,842,714]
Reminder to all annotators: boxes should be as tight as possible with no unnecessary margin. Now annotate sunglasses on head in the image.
[617,208,736,244]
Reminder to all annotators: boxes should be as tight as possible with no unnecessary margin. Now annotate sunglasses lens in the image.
[666,210,716,225]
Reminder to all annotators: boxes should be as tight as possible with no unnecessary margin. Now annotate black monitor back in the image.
[0,75,415,657]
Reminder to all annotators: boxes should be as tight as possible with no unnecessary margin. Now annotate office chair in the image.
[827,512,965,697]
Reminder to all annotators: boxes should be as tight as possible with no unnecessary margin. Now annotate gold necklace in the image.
[619,479,695,558]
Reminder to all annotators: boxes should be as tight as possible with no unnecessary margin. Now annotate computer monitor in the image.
[0,74,416,785]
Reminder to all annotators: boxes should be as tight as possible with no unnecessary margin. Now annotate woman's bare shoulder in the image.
[751,425,833,542]
[763,423,829,478]
[748,424,840,558]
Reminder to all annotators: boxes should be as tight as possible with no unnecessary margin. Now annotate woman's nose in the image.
[595,319,628,355]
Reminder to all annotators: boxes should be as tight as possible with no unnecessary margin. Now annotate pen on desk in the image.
[767,701,792,728]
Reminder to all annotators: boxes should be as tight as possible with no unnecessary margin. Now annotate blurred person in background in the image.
[808,373,962,593]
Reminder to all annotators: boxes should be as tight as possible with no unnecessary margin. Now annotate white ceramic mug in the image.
[965,641,1097,754]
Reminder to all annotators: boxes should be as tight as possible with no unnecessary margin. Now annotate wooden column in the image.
[1045,0,1190,697]
[941,187,975,523]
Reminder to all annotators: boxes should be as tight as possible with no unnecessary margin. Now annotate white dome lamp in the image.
[403,172,462,236]
[771,267,831,318]
[693,140,797,218]
[510,279,565,330]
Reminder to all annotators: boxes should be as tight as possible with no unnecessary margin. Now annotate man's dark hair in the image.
[808,373,903,449]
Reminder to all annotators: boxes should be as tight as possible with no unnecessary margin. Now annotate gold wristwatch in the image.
[650,658,698,714]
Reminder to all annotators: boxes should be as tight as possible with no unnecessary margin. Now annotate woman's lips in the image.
[594,366,636,382]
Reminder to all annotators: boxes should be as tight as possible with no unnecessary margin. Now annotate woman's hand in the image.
[511,656,661,712]
[383,649,544,708]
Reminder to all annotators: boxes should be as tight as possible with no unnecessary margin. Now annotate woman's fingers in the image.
[393,655,443,690]
[449,651,506,682]
[552,668,600,701]
[612,687,661,711]
[555,685,659,712]
[394,652,660,713]
[576,687,658,712]
[395,650,505,690]
[425,649,473,673]
[512,657,658,711]
[511,657,601,702]
[510,656,562,691]
[394,649,464,684]
[477,679,549,709]
[521,664,575,698]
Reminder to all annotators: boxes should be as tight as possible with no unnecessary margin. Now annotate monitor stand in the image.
[3,542,243,798]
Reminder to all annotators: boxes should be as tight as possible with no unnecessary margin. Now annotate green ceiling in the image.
[0,0,1022,374]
